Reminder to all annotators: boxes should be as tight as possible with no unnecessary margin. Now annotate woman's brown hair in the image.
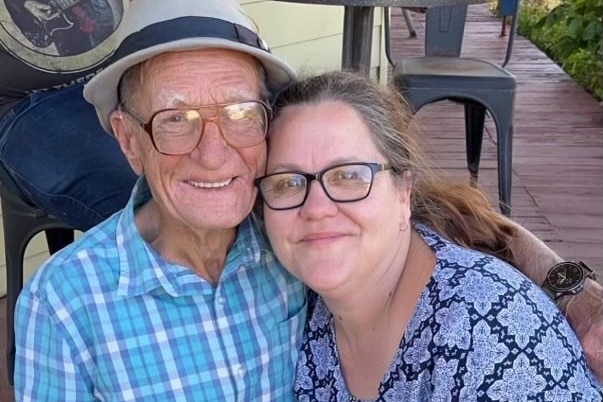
[270,71,517,266]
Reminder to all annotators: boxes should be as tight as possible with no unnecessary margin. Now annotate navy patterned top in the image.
[295,224,602,401]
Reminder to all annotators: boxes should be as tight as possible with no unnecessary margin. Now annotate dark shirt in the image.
[0,0,124,117]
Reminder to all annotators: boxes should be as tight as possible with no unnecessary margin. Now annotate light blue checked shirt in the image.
[14,178,307,401]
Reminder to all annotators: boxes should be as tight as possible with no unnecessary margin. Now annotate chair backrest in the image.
[0,161,34,208]
[424,5,468,57]
[383,2,520,67]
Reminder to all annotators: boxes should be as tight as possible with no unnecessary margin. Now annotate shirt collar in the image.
[115,177,268,297]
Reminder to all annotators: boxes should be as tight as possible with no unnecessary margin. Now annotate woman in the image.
[255,71,602,400]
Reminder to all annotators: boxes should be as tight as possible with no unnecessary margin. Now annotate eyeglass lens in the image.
[152,101,268,154]
[258,163,387,210]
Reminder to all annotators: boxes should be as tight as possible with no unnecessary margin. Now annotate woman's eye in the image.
[332,168,361,182]
[338,171,359,180]
[272,175,305,194]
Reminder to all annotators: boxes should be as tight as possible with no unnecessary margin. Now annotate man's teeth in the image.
[187,178,233,188]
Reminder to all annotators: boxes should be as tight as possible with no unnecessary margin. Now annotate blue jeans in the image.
[0,83,137,231]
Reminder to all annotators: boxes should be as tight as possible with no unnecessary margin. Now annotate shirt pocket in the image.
[262,296,308,397]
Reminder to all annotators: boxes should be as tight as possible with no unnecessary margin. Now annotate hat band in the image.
[112,16,271,63]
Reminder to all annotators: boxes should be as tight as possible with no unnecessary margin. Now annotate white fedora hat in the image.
[84,0,296,134]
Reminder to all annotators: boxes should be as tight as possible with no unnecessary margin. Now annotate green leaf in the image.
[583,22,597,41]
[567,18,583,39]
[518,0,603,101]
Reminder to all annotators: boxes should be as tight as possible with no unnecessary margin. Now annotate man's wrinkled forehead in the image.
[121,49,267,108]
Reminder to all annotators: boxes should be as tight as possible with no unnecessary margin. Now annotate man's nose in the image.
[190,118,230,165]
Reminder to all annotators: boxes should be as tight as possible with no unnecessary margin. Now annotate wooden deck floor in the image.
[389,5,603,278]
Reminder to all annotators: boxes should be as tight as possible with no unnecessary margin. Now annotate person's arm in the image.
[14,287,96,401]
[505,218,603,382]
[561,280,603,383]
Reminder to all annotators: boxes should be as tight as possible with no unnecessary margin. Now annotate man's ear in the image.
[110,109,144,175]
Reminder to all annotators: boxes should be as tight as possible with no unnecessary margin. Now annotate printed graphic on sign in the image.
[0,0,123,73]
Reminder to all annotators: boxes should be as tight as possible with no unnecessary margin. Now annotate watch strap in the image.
[542,284,557,300]
[577,260,596,280]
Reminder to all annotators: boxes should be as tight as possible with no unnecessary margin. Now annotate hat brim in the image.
[84,37,296,134]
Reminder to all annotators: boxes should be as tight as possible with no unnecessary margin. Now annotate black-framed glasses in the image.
[119,101,271,155]
[255,162,395,211]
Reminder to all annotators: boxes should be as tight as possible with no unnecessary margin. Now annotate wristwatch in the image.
[542,261,596,300]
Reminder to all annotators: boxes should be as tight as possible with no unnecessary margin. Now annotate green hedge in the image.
[518,0,603,100]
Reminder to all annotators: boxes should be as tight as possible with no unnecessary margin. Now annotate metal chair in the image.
[401,8,418,37]
[384,3,520,216]
[0,162,74,384]
[400,7,432,38]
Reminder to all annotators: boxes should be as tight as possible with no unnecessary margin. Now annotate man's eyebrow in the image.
[222,92,263,102]
[162,93,262,108]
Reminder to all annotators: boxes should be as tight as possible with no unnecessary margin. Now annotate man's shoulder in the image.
[25,215,122,302]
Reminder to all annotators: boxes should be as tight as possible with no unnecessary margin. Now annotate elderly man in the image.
[14,1,305,400]
[13,0,603,399]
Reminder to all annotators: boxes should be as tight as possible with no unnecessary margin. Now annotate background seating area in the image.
[387,5,603,274]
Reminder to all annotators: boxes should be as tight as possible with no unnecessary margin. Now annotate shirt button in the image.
[217,295,226,305]
[232,364,246,377]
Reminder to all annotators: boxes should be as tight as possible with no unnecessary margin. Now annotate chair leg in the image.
[464,102,487,186]
[484,94,514,216]
[402,8,417,38]
[45,228,75,254]
[4,221,30,386]
[4,214,73,385]
[496,123,513,216]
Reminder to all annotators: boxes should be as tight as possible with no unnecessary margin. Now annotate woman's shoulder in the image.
[414,224,572,334]
[406,227,602,399]
[416,223,543,296]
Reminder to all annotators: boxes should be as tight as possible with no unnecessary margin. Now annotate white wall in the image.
[241,1,387,82]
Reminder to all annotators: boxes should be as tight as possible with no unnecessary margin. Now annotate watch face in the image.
[547,262,585,292]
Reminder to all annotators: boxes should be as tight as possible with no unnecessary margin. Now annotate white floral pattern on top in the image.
[294,224,603,401]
